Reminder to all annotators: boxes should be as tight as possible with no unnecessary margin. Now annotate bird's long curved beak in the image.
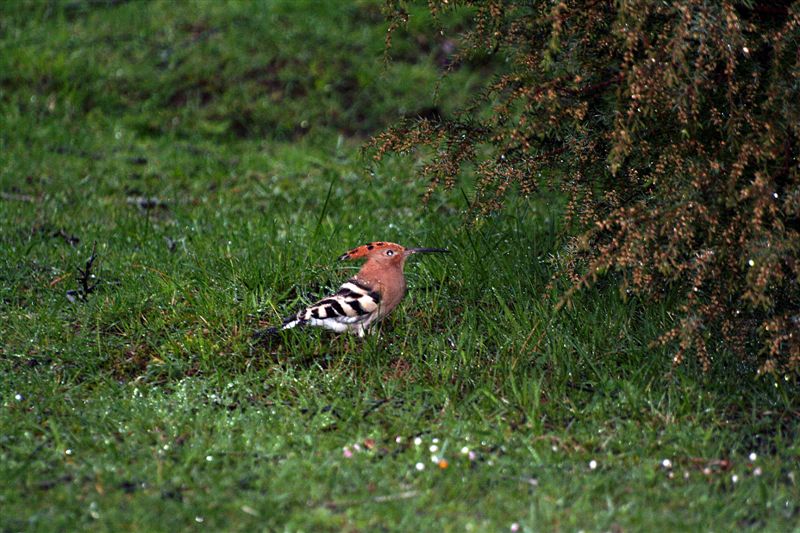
[405,247,450,256]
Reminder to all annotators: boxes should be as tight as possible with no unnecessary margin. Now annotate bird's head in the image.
[338,241,448,268]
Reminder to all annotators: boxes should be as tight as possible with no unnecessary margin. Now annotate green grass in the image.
[2,1,799,531]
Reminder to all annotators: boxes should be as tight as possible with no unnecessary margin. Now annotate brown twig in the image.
[322,490,419,509]
[1,191,37,203]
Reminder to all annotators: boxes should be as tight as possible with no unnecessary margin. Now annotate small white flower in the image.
[510,523,520,532]
[662,459,672,469]
[431,455,440,463]
[429,444,439,453]
[413,437,422,446]
[14,393,22,401]
[415,462,425,471]
[743,46,749,54]
[753,467,763,476]
[589,460,598,470]
[732,474,739,483]
[195,516,204,523]
[748,259,755,267]
[461,446,470,455]
[432,438,440,444]
[205,455,213,462]
[65,449,73,456]
[395,436,403,444]
[749,452,757,461]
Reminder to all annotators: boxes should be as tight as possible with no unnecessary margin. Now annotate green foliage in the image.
[2,1,800,530]
[372,1,800,374]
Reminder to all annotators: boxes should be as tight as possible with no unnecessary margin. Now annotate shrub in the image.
[371,1,800,374]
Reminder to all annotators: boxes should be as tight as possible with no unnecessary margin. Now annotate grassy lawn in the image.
[1,1,798,531]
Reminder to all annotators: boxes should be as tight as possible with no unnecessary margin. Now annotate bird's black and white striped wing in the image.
[282,279,381,333]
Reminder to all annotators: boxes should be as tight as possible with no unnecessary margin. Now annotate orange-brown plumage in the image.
[273,241,448,337]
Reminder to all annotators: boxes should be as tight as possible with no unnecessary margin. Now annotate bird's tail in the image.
[252,314,304,342]
[251,326,279,341]
[280,313,306,331]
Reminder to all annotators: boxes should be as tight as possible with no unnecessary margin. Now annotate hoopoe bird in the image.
[265,241,448,338]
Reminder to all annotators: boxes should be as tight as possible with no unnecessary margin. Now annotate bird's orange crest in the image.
[338,241,404,261]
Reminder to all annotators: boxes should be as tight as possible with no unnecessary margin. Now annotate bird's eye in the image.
[385,249,394,256]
